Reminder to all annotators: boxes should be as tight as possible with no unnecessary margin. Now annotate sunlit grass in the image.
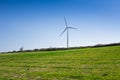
[0,46,120,80]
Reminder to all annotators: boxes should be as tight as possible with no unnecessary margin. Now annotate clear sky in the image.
[0,0,120,52]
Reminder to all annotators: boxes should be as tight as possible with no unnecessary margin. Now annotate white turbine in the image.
[60,17,77,48]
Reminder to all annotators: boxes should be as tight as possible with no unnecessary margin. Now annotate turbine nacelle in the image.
[68,27,77,29]
[59,27,77,36]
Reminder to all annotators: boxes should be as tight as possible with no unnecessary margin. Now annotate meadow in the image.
[0,46,120,80]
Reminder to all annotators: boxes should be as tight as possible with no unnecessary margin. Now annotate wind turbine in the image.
[60,17,77,48]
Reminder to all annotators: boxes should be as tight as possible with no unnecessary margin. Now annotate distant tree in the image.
[12,50,16,53]
[33,48,39,51]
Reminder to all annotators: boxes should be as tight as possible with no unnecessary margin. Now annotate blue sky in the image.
[0,0,120,52]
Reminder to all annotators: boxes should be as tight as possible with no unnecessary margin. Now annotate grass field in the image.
[0,46,120,80]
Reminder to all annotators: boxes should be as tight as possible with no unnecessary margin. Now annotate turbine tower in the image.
[60,17,77,48]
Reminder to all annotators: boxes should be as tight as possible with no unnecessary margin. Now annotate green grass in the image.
[0,46,120,80]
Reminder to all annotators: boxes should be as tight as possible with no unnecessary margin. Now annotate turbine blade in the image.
[68,27,77,29]
[59,27,67,36]
[64,16,68,27]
